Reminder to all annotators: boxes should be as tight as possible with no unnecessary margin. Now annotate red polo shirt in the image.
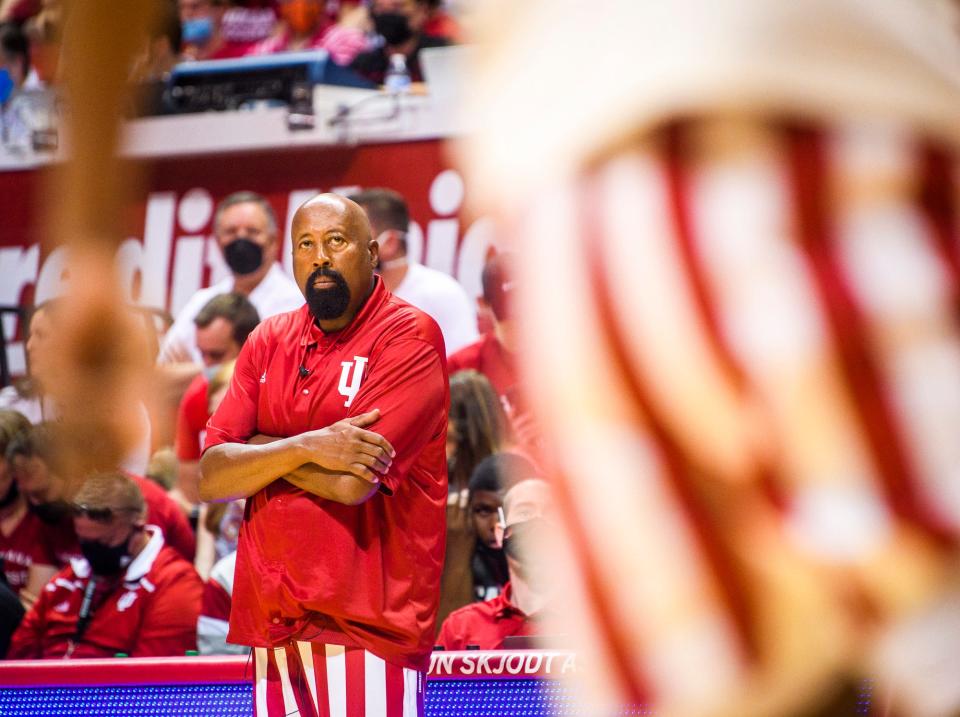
[203,277,449,672]
[175,374,210,462]
[435,583,538,650]
[9,526,203,659]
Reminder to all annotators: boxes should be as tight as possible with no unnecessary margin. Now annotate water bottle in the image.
[384,53,411,94]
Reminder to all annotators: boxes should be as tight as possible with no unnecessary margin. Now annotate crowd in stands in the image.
[0,0,463,104]
[0,187,553,661]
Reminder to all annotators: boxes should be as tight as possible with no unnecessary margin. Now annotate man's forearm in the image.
[199,437,307,502]
[284,465,379,506]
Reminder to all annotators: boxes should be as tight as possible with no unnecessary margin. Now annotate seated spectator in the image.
[156,191,302,374]
[352,187,478,355]
[130,0,181,115]
[248,0,368,66]
[196,549,246,655]
[448,252,541,458]
[422,0,461,42]
[467,453,536,602]
[438,370,509,624]
[8,472,203,659]
[437,478,555,650]
[174,293,259,507]
[447,370,509,495]
[7,423,196,607]
[0,22,42,152]
[0,301,153,474]
[350,0,450,85]
[0,409,41,599]
[179,0,224,61]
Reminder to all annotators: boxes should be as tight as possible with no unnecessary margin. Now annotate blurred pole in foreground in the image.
[460,1,960,715]
[42,0,158,485]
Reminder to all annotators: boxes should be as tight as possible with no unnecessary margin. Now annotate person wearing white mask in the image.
[352,187,478,355]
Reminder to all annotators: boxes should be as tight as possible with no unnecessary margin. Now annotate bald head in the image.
[293,194,372,239]
[291,193,380,332]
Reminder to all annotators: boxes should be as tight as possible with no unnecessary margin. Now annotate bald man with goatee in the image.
[200,194,449,717]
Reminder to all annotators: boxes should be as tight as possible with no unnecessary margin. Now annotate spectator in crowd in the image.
[0,21,42,149]
[179,0,276,61]
[422,0,461,42]
[350,0,450,85]
[446,369,508,495]
[192,359,244,581]
[352,187,478,355]
[437,478,555,650]
[157,191,303,375]
[247,0,368,66]
[178,0,228,61]
[0,409,42,600]
[448,252,540,455]
[174,293,259,507]
[196,549,246,655]
[467,453,536,603]
[21,0,59,85]
[438,370,509,624]
[8,472,203,659]
[0,20,37,92]
[7,423,196,607]
[0,0,36,23]
[130,0,181,115]
[0,301,154,474]
[144,447,178,492]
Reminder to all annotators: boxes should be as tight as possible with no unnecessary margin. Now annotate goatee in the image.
[305,267,351,322]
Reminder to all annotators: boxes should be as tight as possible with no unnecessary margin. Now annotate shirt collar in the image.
[493,582,528,619]
[299,275,387,347]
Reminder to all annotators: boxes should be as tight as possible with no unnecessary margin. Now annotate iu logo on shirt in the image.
[338,356,368,408]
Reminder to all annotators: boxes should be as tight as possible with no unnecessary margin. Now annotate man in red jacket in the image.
[201,194,448,717]
[7,423,196,608]
[9,472,203,658]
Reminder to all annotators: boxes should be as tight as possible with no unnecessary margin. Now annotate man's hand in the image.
[295,409,396,484]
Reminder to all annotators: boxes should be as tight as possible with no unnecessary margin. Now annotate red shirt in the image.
[9,527,203,659]
[0,508,44,595]
[435,583,537,650]
[203,278,449,672]
[447,333,541,455]
[31,474,196,567]
[175,374,210,462]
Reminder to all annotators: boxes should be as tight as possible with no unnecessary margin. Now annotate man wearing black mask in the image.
[157,191,303,384]
[350,0,451,85]
[7,422,198,609]
[8,472,202,659]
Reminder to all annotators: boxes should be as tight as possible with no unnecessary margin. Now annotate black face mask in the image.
[80,533,133,576]
[223,237,264,276]
[0,480,19,510]
[502,518,545,563]
[373,12,414,46]
[305,266,351,323]
[29,499,71,525]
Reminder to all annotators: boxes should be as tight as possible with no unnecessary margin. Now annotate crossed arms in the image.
[199,409,395,506]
